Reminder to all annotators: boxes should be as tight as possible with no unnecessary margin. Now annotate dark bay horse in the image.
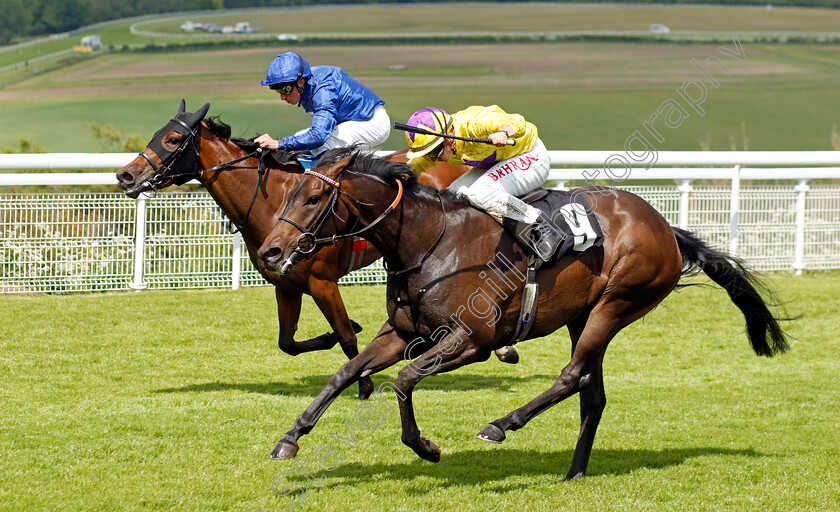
[115,101,468,400]
[256,148,789,480]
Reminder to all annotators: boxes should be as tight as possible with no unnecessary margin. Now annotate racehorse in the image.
[115,100,468,400]
[256,148,789,480]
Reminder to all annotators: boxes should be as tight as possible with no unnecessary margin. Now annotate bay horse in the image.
[256,148,789,480]
[115,100,468,400]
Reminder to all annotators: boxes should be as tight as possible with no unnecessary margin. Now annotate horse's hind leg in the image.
[478,299,652,480]
[569,358,606,479]
[563,318,607,480]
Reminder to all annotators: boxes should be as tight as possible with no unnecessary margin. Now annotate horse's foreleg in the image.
[309,278,374,400]
[274,287,342,356]
[270,323,407,460]
[395,334,487,462]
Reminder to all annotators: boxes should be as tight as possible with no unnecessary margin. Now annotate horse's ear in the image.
[194,102,210,121]
[178,99,186,115]
[319,155,354,180]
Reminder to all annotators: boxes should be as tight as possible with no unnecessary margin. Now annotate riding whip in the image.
[393,122,515,146]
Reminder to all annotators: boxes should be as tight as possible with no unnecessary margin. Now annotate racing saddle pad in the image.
[519,188,604,262]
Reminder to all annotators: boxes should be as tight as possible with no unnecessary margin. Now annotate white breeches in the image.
[447,139,550,224]
[299,106,391,156]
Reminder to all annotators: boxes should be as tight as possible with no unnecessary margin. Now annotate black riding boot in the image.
[530,215,565,262]
[503,216,564,264]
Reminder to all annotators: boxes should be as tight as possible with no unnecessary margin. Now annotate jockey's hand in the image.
[255,134,280,151]
[488,130,512,147]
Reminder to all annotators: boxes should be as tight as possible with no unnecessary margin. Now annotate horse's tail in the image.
[672,227,790,357]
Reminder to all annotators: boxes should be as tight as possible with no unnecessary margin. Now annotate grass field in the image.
[1,41,839,153]
[1,275,838,511]
[133,4,840,37]
[5,4,840,68]
[2,6,839,510]
[1,4,840,154]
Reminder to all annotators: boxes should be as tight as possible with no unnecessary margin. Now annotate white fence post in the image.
[232,231,242,290]
[678,179,693,230]
[792,179,810,276]
[129,194,149,290]
[729,165,741,258]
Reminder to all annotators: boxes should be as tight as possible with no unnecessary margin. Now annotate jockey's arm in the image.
[282,109,337,151]
[488,125,516,146]
[471,108,527,142]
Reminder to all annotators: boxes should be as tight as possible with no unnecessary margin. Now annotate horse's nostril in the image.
[117,172,135,184]
[263,247,283,263]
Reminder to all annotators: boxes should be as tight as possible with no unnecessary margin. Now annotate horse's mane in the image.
[316,147,466,203]
[204,115,300,166]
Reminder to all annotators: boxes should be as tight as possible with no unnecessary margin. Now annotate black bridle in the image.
[139,115,204,189]
[138,108,268,234]
[278,167,447,275]
[279,168,402,259]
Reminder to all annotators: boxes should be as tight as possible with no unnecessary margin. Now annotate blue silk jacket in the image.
[281,66,385,151]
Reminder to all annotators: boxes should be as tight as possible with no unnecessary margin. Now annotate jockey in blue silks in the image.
[254,52,390,157]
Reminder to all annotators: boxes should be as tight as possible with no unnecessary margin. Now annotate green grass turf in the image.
[126,4,840,38]
[0,274,838,511]
[2,41,839,153]
[5,2,840,71]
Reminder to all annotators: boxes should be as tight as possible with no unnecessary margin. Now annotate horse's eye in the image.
[165,136,180,145]
[306,195,321,206]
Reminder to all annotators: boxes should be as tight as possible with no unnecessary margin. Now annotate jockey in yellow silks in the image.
[404,105,562,263]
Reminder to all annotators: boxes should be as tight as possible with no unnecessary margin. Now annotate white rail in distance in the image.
[1,151,838,292]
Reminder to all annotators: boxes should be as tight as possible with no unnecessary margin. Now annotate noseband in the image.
[279,169,404,259]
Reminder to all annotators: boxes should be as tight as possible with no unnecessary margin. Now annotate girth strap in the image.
[511,265,538,344]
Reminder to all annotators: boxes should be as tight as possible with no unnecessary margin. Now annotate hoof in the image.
[269,440,299,459]
[358,377,374,401]
[406,436,441,462]
[351,320,363,334]
[476,423,506,443]
[494,346,520,364]
[417,437,441,463]
[564,471,586,481]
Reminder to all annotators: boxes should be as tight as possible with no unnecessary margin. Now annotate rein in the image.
[284,168,447,275]
[216,149,268,234]
[280,169,404,256]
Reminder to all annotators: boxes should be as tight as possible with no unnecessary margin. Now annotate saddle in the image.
[518,188,604,263]
[510,188,604,344]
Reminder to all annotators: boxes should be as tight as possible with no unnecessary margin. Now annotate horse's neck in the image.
[352,176,454,268]
[198,137,298,241]
[198,139,256,217]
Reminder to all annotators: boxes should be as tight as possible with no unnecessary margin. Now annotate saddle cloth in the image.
[519,188,604,262]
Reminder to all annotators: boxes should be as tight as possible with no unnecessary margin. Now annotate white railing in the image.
[1,151,839,293]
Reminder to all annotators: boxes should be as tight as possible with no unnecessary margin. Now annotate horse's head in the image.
[258,153,360,275]
[116,99,210,198]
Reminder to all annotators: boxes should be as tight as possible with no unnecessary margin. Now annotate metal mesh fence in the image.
[0,194,134,293]
[1,184,839,294]
[804,185,840,270]
[143,193,234,289]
